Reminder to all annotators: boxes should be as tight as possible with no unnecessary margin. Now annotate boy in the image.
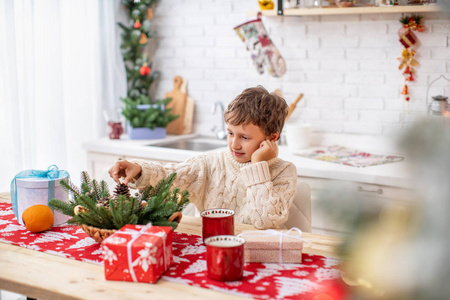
[109,86,297,229]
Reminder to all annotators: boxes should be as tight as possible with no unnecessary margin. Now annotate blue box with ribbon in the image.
[10,165,70,226]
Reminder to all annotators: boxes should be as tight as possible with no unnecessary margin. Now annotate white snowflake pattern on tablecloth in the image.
[30,231,78,244]
[67,237,97,249]
[224,281,243,287]
[1,223,23,233]
[172,256,190,264]
[0,219,11,226]
[132,242,157,272]
[102,245,118,264]
[59,226,76,232]
[182,259,206,276]
[0,232,15,237]
[322,256,341,268]
[274,277,321,299]
[91,247,103,256]
[0,209,12,216]
[248,263,301,283]
[293,270,310,277]
[314,267,342,282]
[180,244,206,256]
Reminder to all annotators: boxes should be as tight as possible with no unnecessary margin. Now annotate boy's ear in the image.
[269,132,279,142]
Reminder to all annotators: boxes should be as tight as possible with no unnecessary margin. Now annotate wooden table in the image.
[0,192,341,300]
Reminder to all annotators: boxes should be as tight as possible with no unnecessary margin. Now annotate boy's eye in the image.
[227,132,233,136]
[242,136,248,140]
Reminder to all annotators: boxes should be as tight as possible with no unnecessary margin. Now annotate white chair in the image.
[284,181,312,232]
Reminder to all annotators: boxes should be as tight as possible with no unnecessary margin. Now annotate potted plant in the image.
[121,95,179,139]
[48,171,190,243]
[118,0,178,139]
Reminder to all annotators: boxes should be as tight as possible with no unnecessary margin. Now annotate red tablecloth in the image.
[0,203,343,299]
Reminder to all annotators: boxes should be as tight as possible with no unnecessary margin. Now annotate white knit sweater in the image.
[129,149,297,229]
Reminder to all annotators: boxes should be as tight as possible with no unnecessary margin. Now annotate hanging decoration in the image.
[397,14,426,103]
[140,63,151,76]
[234,12,286,78]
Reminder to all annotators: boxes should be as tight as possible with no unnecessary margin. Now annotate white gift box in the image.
[11,165,70,226]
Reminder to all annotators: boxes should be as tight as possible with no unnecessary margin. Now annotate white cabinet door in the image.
[299,176,413,236]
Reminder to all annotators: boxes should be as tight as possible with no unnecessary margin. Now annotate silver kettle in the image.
[426,75,450,117]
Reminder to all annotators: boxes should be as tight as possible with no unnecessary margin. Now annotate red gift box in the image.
[101,224,173,283]
[399,30,417,49]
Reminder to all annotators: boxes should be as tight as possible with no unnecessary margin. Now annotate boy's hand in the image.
[251,140,278,163]
[108,160,142,185]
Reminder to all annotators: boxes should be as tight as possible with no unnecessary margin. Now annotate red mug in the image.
[201,208,235,242]
[205,235,245,281]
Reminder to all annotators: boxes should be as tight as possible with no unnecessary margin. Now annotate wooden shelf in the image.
[255,5,442,16]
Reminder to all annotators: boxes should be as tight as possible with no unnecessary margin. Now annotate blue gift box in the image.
[10,165,70,226]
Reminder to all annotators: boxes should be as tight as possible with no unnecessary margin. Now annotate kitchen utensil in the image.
[426,75,450,117]
[285,93,304,121]
[205,235,245,281]
[201,208,235,242]
[165,76,187,134]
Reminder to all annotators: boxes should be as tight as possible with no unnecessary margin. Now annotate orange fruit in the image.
[22,204,54,233]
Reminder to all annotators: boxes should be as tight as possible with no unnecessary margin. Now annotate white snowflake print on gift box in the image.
[102,246,118,264]
[132,242,158,272]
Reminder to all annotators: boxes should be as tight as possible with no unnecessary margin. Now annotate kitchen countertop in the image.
[83,133,413,189]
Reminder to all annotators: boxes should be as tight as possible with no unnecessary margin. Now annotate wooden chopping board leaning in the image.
[165,76,187,135]
[180,78,195,135]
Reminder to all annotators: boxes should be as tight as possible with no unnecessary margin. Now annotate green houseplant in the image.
[48,171,190,243]
[118,0,178,139]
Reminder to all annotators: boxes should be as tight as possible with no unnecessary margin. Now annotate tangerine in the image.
[22,204,54,233]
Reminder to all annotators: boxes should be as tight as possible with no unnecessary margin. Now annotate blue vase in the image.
[127,125,167,140]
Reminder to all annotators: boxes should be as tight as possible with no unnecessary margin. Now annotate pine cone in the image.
[114,183,131,199]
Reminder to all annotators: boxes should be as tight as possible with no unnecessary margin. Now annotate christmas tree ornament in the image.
[397,14,425,111]
[234,13,286,77]
[139,63,150,76]
[73,205,88,216]
[134,20,141,29]
[139,32,147,44]
[148,8,153,20]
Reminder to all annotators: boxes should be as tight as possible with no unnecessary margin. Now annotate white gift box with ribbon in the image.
[238,228,311,264]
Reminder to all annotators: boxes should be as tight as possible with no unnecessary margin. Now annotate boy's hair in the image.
[224,86,289,138]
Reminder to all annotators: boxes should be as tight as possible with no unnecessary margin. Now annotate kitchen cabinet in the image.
[297,175,413,235]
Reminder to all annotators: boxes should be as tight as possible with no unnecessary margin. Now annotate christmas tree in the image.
[48,171,190,230]
[118,0,178,129]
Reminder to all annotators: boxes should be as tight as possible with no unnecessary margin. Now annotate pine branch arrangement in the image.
[48,171,189,231]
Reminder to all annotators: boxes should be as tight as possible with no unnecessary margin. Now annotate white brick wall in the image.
[148,0,450,137]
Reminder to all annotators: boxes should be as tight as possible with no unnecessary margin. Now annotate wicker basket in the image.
[79,212,183,243]
[79,224,116,243]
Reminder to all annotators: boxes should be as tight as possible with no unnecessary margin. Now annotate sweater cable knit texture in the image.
[129,149,297,229]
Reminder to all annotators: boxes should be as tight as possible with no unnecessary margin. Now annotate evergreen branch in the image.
[58,179,81,199]
[48,199,75,217]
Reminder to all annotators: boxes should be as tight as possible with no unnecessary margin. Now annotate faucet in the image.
[211,102,227,139]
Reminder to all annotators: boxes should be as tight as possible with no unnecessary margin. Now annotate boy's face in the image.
[227,123,269,163]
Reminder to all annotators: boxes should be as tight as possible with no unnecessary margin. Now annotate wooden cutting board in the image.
[165,76,187,135]
[180,78,194,134]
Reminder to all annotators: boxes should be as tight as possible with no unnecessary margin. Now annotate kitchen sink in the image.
[149,137,227,152]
